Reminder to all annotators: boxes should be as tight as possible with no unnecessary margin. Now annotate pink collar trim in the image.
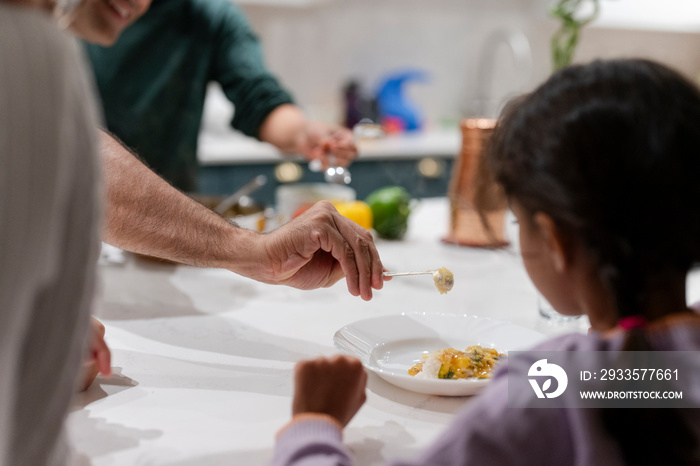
[619,315,647,330]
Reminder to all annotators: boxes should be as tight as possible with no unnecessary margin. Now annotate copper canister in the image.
[444,118,508,247]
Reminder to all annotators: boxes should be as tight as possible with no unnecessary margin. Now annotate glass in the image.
[538,292,582,322]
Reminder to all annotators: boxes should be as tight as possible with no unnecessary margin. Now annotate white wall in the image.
[236,0,700,126]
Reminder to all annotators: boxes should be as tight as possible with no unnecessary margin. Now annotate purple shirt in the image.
[273,315,700,466]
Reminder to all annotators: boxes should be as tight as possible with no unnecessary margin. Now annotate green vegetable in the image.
[438,364,455,379]
[550,0,600,71]
[365,186,412,240]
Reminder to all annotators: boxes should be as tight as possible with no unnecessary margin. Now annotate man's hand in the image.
[292,355,367,427]
[79,317,112,391]
[297,121,357,169]
[100,131,384,297]
[258,105,358,168]
[253,201,385,300]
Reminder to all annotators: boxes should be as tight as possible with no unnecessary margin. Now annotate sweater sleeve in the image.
[271,350,578,466]
[209,1,294,139]
[272,414,353,466]
[386,370,573,466]
[0,8,101,465]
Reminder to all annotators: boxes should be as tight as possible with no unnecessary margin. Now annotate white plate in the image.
[333,312,546,396]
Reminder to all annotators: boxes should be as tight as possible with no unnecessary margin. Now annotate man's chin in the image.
[93,34,119,46]
[70,26,120,46]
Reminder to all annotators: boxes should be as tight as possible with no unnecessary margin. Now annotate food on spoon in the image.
[408,345,505,379]
[433,267,454,294]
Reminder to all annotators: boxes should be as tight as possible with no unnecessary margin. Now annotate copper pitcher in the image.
[445,118,508,248]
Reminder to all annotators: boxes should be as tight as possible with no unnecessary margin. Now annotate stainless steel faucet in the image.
[472,29,533,118]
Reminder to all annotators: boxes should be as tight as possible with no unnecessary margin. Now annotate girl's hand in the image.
[79,318,112,391]
[292,355,367,427]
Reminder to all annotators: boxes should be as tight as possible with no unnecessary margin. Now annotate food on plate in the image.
[433,267,454,294]
[408,345,505,379]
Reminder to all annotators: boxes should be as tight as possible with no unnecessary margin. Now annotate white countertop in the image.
[67,198,700,465]
[197,82,460,166]
[197,129,461,166]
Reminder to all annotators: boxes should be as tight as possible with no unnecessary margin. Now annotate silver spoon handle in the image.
[383,270,434,277]
[214,175,267,215]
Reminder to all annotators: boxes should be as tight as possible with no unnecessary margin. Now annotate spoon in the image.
[324,154,351,185]
[214,175,267,215]
[308,120,385,184]
[323,120,382,184]
[384,267,454,294]
[308,157,351,184]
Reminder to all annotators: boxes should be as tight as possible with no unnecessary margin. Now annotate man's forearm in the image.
[258,105,358,169]
[100,130,261,273]
[99,131,383,299]
[258,104,306,154]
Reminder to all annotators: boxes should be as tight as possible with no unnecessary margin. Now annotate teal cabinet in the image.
[198,157,455,205]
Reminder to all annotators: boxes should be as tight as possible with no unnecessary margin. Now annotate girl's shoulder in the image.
[527,312,700,352]
[529,332,599,351]
[645,312,700,350]
[649,311,700,329]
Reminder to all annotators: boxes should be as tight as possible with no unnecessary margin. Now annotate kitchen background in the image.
[198,0,700,204]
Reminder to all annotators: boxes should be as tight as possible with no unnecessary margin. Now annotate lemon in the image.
[332,201,373,230]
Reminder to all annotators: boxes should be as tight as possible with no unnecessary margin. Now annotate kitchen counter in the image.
[197,129,461,165]
[197,129,461,204]
[67,198,700,465]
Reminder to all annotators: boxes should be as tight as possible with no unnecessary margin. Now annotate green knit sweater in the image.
[84,0,293,191]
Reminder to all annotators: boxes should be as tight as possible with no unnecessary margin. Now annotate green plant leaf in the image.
[550,0,600,71]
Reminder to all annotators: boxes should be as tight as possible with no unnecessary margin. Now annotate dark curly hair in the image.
[484,59,700,465]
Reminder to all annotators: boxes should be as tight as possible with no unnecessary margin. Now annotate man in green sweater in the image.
[61,0,378,297]
[82,0,356,192]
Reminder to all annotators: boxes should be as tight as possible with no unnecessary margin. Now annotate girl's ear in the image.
[532,213,571,273]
